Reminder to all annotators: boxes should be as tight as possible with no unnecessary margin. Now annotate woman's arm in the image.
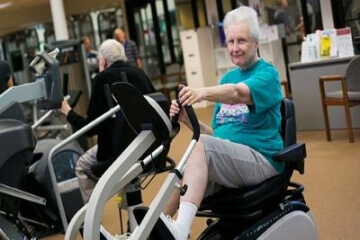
[179,83,253,106]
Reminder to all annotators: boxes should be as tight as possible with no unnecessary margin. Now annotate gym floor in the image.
[44,106,360,240]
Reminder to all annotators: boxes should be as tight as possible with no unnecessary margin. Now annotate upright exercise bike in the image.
[0,50,84,238]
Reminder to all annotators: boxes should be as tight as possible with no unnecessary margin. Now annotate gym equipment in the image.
[0,49,63,111]
[64,81,316,239]
[43,40,93,150]
[137,98,317,240]
[64,82,198,239]
[0,49,84,238]
[64,82,173,238]
[32,74,83,140]
[130,100,317,240]
[45,40,92,117]
[89,81,175,234]
[194,98,317,240]
[36,73,161,236]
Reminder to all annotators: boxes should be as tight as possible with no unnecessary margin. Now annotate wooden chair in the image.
[281,80,291,98]
[319,55,360,143]
[162,72,186,100]
[150,74,165,93]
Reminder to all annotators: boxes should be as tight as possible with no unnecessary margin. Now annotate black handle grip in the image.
[62,73,69,96]
[184,105,200,141]
[170,86,200,141]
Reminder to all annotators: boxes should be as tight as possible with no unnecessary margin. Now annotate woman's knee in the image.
[195,137,206,153]
[187,137,207,165]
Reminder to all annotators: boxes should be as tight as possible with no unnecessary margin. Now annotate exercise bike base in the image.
[257,210,317,240]
[198,203,318,240]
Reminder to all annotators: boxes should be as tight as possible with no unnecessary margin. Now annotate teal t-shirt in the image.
[211,59,284,173]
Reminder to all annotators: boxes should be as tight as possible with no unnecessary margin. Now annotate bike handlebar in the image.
[170,86,200,141]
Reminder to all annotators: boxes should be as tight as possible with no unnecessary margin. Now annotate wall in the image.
[319,0,334,29]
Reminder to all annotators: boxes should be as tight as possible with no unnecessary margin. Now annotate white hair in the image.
[223,6,260,41]
[99,39,127,65]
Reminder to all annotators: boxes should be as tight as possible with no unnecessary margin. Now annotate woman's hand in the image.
[178,84,205,106]
[59,100,72,116]
[170,99,189,124]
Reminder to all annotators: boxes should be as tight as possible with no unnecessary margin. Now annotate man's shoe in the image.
[159,213,188,240]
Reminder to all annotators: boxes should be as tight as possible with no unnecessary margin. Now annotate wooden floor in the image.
[43,106,360,240]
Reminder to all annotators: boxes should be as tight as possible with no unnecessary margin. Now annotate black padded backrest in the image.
[281,98,296,147]
[104,83,126,162]
[111,82,171,140]
[89,82,171,177]
[279,98,305,174]
[112,82,172,170]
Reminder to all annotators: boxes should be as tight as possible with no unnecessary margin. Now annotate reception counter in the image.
[289,56,360,130]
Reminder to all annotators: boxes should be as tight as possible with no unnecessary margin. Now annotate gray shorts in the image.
[200,134,279,197]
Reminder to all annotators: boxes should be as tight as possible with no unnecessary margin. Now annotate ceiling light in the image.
[0,2,12,10]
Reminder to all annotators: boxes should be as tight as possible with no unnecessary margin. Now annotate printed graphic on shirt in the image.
[216,103,249,125]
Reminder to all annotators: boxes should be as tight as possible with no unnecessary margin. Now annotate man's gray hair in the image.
[99,39,127,66]
[223,6,260,42]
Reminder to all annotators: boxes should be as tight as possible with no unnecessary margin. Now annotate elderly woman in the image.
[160,6,284,240]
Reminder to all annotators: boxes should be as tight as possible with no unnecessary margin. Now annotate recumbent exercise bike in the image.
[68,82,317,240]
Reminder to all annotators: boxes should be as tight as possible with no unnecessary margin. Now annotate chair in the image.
[196,98,307,239]
[319,55,360,143]
[281,80,291,98]
[150,74,166,94]
[148,63,187,101]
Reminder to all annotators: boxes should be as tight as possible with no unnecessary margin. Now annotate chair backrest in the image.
[278,98,305,175]
[91,82,172,177]
[112,82,172,172]
[165,63,181,74]
[163,63,183,85]
[345,55,360,91]
[280,98,296,147]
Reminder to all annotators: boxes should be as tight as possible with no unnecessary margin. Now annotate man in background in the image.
[274,0,303,36]
[59,39,155,203]
[82,36,99,80]
[114,28,142,68]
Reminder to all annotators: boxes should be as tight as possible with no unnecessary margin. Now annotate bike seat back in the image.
[198,98,306,218]
[91,82,174,178]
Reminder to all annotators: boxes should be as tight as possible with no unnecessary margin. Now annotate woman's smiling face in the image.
[226,23,259,69]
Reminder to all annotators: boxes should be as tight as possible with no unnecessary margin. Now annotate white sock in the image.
[176,202,198,234]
